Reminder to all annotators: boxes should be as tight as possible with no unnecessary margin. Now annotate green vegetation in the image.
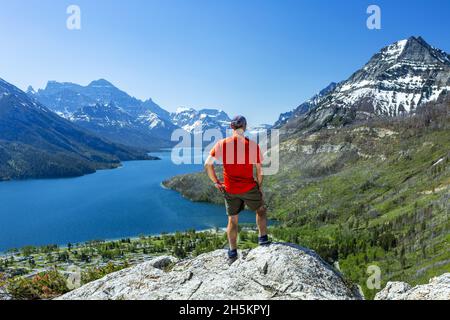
[0,228,259,299]
[6,270,69,300]
[81,262,130,285]
[164,100,450,299]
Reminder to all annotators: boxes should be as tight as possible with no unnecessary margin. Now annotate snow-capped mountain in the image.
[67,102,173,149]
[170,107,231,134]
[29,79,177,149]
[69,102,135,128]
[279,36,450,132]
[170,107,272,137]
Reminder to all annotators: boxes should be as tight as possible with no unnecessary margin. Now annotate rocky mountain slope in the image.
[29,79,177,150]
[279,36,450,134]
[375,273,450,300]
[66,102,173,150]
[58,244,362,300]
[0,77,154,181]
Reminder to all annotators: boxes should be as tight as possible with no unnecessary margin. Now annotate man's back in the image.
[210,135,262,194]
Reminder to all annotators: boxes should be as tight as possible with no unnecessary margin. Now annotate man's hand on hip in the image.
[214,181,226,193]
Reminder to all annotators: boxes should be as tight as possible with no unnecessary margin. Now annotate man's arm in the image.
[205,155,225,192]
[256,163,264,190]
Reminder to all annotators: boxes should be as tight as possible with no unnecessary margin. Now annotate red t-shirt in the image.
[210,135,263,194]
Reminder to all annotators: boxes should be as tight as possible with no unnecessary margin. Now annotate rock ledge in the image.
[58,243,361,300]
[376,273,450,300]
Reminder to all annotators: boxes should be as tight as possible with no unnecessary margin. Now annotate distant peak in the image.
[44,80,76,90]
[400,36,450,65]
[176,107,196,113]
[380,39,408,58]
[402,36,434,50]
[407,35,426,44]
[88,79,114,87]
[26,85,36,94]
[318,82,338,96]
[199,108,225,114]
[377,36,450,65]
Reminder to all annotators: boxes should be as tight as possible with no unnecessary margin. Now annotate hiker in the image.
[204,115,270,264]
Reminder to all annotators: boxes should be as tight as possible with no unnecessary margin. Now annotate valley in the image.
[1,36,449,300]
[0,228,261,300]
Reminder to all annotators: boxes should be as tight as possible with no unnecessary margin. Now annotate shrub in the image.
[81,262,129,285]
[6,270,69,300]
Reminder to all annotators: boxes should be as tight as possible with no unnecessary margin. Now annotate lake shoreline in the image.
[0,156,162,185]
[0,227,235,256]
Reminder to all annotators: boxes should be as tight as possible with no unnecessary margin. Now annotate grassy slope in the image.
[164,103,450,299]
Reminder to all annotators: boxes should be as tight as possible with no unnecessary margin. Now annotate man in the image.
[204,115,270,264]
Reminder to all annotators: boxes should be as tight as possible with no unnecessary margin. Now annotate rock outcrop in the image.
[0,287,11,300]
[58,243,361,300]
[375,273,450,300]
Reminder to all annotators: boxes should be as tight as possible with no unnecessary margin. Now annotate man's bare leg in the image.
[256,207,268,237]
[257,207,270,245]
[227,215,239,251]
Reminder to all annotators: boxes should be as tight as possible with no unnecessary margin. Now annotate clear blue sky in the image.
[1,0,449,124]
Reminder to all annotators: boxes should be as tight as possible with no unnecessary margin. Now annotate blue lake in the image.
[0,150,258,252]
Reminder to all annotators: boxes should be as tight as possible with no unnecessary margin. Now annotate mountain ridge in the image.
[29,79,178,150]
[0,77,155,181]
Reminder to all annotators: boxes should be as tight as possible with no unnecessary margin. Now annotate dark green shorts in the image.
[223,186,264,216]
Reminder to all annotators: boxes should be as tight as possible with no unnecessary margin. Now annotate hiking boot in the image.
[227,249,238,265]
[258,235,271,246]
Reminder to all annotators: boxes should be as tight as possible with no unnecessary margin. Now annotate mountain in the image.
[170,107,271,138]
[170,107,231,134]
[274,82,338,128]
[57,244,362,300]
[279,36,450,133]
[29,79,177,150]
[67,102,175,150]
[0,77,154,181]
